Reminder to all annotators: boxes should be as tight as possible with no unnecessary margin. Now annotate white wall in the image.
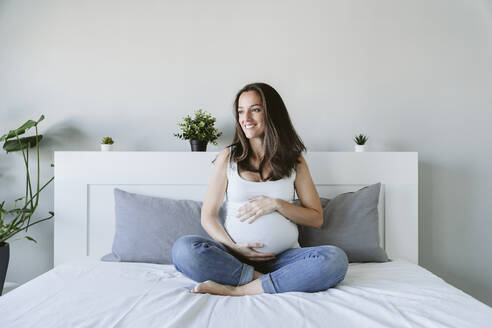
[1,0,491,305]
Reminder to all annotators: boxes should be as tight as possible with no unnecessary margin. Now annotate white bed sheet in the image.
[1,258,490,328]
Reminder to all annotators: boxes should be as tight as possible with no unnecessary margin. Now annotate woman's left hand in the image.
[236,196,278,224]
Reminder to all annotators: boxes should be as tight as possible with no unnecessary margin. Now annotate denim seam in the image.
[238,263,254,286]
[259,273,277,294]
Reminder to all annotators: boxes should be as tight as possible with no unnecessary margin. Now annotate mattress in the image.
[0,258,490,328]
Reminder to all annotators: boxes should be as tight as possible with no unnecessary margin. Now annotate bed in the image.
[0,151,490,328]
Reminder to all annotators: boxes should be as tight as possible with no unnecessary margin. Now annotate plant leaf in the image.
[3,135,43,153]
[25,236,37,243]
[0,115,44,142]
[8,208,33,214]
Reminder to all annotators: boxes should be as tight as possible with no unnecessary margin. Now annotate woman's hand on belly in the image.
[236,196,278,224]
[228,242,276,262]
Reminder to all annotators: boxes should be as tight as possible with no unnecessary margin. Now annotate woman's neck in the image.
[249,138,265,161]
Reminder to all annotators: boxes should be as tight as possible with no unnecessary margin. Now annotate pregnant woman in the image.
[172,83,348,296]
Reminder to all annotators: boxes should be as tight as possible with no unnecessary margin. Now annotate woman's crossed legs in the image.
[172,235,348,296]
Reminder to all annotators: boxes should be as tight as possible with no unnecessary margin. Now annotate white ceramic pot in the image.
[101,144,113,152]
[354,144,366,152]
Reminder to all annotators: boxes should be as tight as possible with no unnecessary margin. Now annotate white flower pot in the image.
[354,144,366,152]
[101,144,113,152]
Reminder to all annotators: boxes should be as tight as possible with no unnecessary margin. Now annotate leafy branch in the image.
[0,115,54,245]
[174,109,222,145]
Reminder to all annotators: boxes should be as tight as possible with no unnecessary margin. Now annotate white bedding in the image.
[1,259,490,328]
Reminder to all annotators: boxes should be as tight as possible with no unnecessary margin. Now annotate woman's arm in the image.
[277,155,323,228]
[201,148,236,248]
[237,155,323,228]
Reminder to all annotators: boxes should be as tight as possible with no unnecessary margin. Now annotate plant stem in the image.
[0,213,54,244]
[17,134,36,231]
[35,125,40,209]
[5,176,53,234]
[17,134,34,211]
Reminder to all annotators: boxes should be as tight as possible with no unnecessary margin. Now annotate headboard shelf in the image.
[54,151,418,265]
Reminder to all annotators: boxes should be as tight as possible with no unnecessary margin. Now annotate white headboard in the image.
[54,152,418,265]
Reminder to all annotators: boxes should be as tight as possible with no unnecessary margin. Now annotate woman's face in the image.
[237,91,265,139]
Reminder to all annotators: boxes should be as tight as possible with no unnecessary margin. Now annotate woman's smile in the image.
[244,123,257,129]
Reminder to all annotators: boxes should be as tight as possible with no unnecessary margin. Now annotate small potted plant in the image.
[174,109,222,151]
[101,137,114,151]
[353,134,369,152]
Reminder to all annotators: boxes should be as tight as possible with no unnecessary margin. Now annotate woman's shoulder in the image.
[220,147,231,159]
[294,153,308,173]
[296,153,306,164]
[214,147,231,166]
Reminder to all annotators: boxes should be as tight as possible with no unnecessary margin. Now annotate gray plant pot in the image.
[0,243,9,296]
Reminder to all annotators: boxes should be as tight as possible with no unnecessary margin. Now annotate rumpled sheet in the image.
[1,259,490,328]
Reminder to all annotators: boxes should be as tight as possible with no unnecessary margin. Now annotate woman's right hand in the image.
[229,243,276,262]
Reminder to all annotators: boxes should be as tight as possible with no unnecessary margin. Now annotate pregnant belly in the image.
[225,209,299,255]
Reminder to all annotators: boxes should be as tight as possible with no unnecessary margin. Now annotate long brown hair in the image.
[229,82,306,181]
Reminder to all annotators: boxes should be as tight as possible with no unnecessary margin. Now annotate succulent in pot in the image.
[353,134,369,152]
[101,136,114,151]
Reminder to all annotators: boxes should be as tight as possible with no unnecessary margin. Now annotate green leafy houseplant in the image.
[101,137,114,145]
[0,115,54,245]
[174,109,222,147]
[353,134,369,145]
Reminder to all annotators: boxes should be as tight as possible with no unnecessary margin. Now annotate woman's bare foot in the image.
[191,280,239,296]
[190,278,264,296]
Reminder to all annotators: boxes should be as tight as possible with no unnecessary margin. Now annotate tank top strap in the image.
[226,147,236,181]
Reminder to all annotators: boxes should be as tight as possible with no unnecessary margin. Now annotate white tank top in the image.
[224,153,300,255]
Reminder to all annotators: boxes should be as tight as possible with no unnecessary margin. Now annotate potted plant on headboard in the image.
[174,109,222,151]
[100,137,114,151]
[0,115,54,295]
[354,133,369,152]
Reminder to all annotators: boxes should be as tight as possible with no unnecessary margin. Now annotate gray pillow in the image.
[297,183,388,263]
[102,188,224,264]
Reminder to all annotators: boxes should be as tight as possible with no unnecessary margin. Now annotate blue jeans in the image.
[172,235,349,294]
